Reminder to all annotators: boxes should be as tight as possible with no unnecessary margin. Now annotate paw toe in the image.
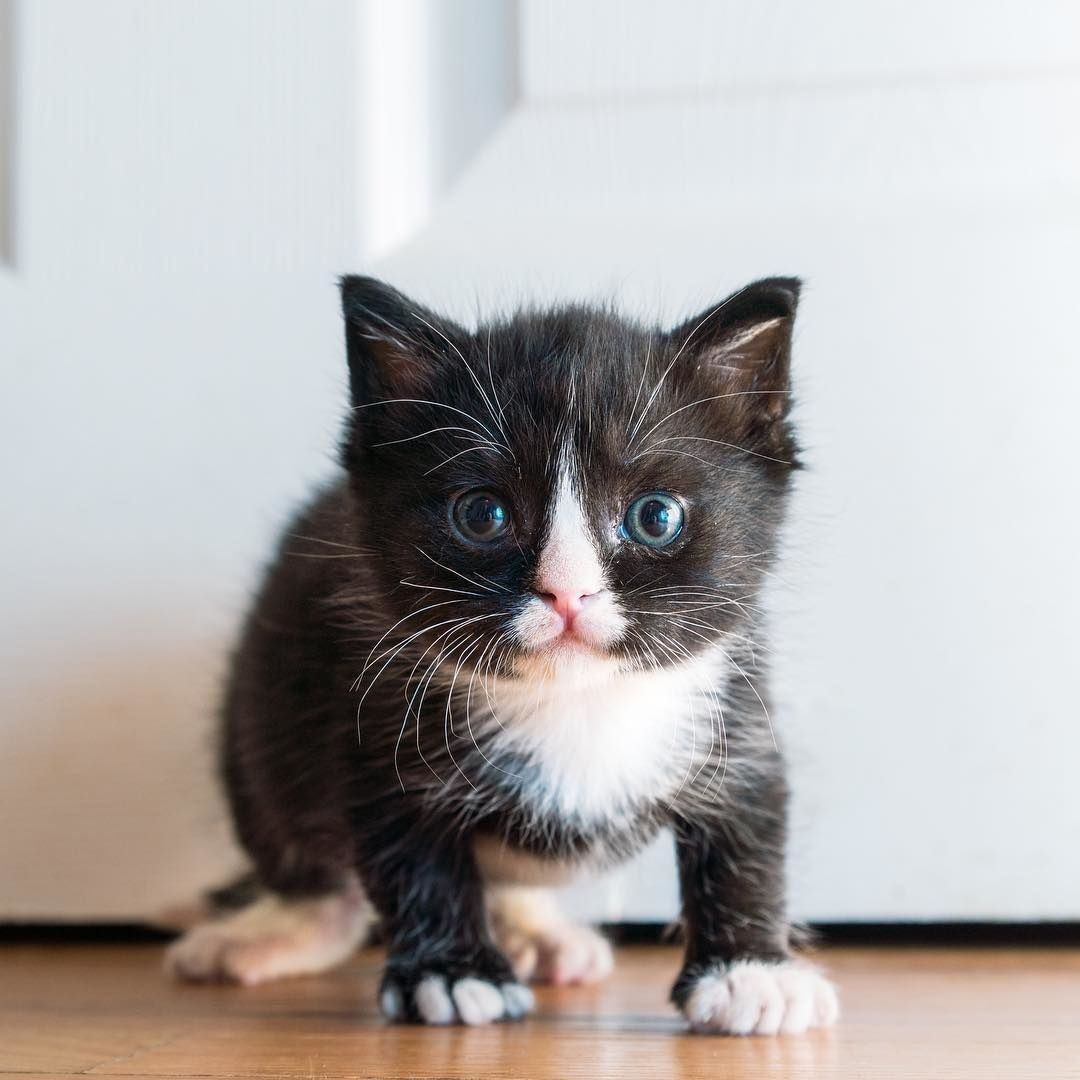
[501,981,536,1018]
[164,927,229,983]
[383,973,534,1025]
[451,977,507,1025]
[414,975,456,1025]
[681,960,838,1036]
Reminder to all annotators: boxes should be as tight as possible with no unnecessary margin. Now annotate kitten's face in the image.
[342,278,799,684]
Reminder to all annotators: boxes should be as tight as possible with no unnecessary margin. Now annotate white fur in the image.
[487,649,728,822]
[164,875,373,986]
[681,960,839,1035]
[512,453,626,654]
[496,445,731,820]
[704,317,785,370]
[415,975,456,1024]
[380,983,405,1020]
[388,974,534,1025]
[489,885,614,986]
[452,978,514,1024]
[535,456,606,601]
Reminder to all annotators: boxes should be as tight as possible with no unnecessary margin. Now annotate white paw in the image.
[379,975,534,1026]
[164,883,372,987]
[681,960,839,1036]
[502,921,614,986]
[489,887,614,986]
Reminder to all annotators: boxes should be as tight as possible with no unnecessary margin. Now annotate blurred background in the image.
[1,0,1078,928]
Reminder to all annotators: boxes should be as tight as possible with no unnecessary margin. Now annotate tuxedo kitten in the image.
[166,276,838,1035]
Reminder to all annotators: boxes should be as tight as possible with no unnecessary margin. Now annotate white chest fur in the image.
[484,653,729,823]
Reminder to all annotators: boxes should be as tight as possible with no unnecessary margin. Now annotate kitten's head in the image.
[341,276,799,684]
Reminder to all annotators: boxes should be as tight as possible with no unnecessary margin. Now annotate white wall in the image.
[0,0,357,917]
[2,0,1078,924]
[374,0,1080,921]
[0,1,11,264]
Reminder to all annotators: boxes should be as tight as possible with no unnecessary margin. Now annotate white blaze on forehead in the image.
[535,451,606,598]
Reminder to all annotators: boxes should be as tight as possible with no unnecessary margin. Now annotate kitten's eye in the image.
[622,492,685,548]
[451,490,511,543]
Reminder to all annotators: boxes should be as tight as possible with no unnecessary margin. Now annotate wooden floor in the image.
[3,942,1079,1079]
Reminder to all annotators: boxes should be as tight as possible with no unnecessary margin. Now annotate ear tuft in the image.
[672,277,801,423]
[339,276,462,407]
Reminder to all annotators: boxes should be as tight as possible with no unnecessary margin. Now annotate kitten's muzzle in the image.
[534,587,602,633]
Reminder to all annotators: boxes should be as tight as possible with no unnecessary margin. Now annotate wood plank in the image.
[1,944,1078,1078]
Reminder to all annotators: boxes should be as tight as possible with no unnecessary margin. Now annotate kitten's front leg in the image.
[670,802,838,1036]
[356,819,533,1026]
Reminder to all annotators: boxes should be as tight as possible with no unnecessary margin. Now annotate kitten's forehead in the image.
[479,322,677,495]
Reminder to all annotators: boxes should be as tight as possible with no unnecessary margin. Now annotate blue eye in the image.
[451,490,511,543]
[622,492,685,548]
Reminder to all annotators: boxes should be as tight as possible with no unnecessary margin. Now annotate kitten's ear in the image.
[671,277,800,424]
[339,276,464,407]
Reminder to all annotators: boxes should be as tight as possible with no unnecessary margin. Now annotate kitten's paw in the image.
[164,881,372,986]
[380,973,534,1026]
[500,920,614,985]
[380,952,534,1026]
[676,959,838,1036]
[489,886,614,986]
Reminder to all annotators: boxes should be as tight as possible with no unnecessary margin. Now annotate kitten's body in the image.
[167,278,838,1034]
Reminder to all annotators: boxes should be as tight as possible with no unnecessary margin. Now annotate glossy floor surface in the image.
[3,942,1079,1078]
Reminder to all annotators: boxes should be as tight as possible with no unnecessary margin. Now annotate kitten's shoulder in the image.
[275,476,356,560]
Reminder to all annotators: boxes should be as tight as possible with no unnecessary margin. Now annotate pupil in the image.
[466,497,503,535]
[640,500,670,537]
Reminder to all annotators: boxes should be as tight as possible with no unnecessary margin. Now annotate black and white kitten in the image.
[166,276,838,1035]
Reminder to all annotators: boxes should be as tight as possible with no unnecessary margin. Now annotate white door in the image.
[3,0,1079,924]
[0,0,360,919]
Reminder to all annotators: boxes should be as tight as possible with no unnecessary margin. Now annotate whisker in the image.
[398,579,486,598]
[411,313,511,452]
[415,546,500,595]
[352,397,506,449]
[423,443,505,475]
[669,616,772,657]
[626,296,741,447]
[284,551,371,560]
[288,533,372,553]
[359,599,467,677]
[372,425,502,450]
[397,628,477,791]
[630,446,742,474]
[472,572,510,594]
[358,609,480,702]
[394,613,507,790]
[485,324,511,438]
[357,610,474,758]
[710,638,778,754]
[631,388,791,450]
[642,434,791,466]
[625,340,653,437]
[641,630,699,809]
[441,635,486,790]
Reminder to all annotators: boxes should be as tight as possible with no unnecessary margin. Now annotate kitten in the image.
[166,276,838,1034]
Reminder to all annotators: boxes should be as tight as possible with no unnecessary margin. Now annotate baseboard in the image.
[3,919,1079,946]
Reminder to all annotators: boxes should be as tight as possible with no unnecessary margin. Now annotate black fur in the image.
[219,275,802,1019]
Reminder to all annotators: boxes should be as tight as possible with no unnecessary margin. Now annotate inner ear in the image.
[672,277,800,421]
[340,276,467,407]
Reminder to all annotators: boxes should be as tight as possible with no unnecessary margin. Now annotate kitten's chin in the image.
[510,638,626,685]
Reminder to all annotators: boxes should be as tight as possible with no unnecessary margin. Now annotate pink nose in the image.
[537,588,599,629]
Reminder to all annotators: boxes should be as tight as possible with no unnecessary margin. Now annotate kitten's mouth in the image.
[545,629,608,657]
[510,633,623,684]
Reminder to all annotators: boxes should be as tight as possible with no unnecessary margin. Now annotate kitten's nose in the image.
[536,588,600,629]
